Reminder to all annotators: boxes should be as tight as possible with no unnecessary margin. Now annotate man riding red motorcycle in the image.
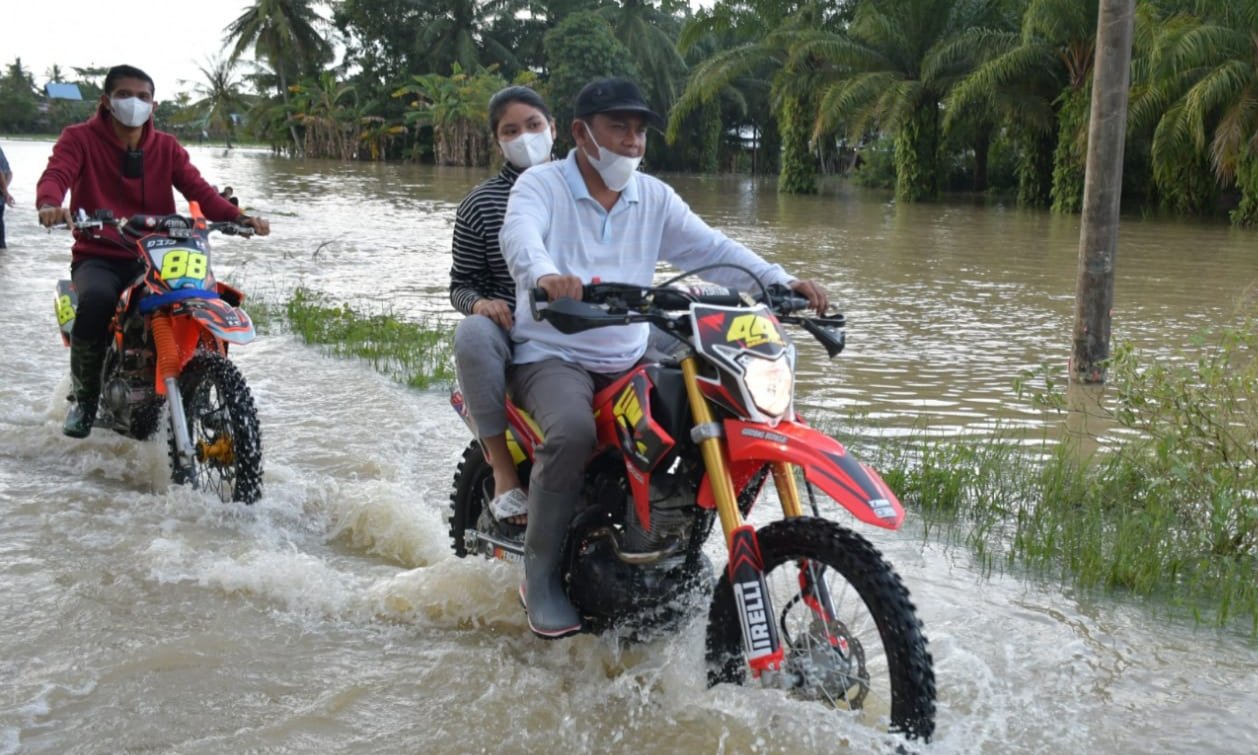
[500,77,827,639]
[35,64,269,438]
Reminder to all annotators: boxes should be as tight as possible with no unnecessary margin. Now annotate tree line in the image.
[2,0,1255,224]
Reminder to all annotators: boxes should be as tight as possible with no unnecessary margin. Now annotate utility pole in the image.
[1071,0,1136,384]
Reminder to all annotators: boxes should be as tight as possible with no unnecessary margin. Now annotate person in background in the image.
[450,85,556,528]
[220,185,239,206]
[501,77,828,638]
[36,64,270,438]
[0,144,14,249]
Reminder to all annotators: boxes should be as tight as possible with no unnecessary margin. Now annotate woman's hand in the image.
[472,297,514,328]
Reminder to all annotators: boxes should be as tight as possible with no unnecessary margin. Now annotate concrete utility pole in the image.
[1071,0,1136,384]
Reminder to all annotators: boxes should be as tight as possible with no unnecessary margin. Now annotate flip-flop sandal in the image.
[489,487,528,526]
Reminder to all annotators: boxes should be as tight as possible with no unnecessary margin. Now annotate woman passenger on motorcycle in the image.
[449,86,556,527]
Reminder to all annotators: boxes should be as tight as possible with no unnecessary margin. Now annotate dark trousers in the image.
[70,257,144,346]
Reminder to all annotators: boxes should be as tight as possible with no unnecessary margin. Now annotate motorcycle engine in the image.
[568,459,712,635]
[623,464,695,556]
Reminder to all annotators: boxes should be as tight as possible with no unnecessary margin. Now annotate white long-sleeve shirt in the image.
[501,150,796,372]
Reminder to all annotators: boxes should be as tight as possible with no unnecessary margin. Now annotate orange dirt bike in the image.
[449,273,935,741]
[53,206,263,503]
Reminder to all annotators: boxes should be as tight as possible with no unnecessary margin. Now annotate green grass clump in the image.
[283,287,456,390]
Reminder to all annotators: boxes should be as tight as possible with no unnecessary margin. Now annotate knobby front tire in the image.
[705,517,936,741]
[168,351,263,504]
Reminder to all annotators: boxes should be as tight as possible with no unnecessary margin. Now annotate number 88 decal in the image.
[160,250,208,281]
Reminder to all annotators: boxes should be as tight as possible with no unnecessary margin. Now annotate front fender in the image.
[723,418,904,529]
[173,298,255,345]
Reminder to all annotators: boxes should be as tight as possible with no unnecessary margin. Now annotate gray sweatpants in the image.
[510,358,627,495]
[453,315,513,437]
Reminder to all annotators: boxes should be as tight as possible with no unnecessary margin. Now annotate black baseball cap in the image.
[573,78,665,131]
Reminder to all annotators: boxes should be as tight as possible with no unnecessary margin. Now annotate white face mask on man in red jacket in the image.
[109,96,153,128]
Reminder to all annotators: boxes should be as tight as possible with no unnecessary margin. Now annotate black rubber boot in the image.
[63,339,104,438]
[520,485,582,639]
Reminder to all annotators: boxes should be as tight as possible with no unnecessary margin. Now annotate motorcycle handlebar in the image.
[529,282,744,310]
[55,210,252,237]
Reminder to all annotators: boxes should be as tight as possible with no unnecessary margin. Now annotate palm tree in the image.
[948,0,1099,210]
[224,0,334,154]
[598,0,688,111]
[289,72,360,159]
[672,1,843,192]
[789,0,1010,203]
[188,57,251,148]
[413,0,524,76]
[394,65,508,166]
[1134,0,1258,224]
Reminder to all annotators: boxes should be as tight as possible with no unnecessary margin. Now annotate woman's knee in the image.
[454,316,510,362]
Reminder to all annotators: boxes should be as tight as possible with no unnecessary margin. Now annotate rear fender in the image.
[451,389,530,466]
[173,298,255,345]
[720,418,904,529]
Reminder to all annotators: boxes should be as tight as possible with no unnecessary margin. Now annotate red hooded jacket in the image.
[36,106,243,264]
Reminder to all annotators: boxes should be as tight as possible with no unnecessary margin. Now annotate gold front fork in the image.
[771,462,805,518]
[680,356,744,545]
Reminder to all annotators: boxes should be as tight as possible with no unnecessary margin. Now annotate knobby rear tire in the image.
[449,441,491,557]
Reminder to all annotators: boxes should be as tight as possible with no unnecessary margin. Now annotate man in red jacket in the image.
[36,64,270,438]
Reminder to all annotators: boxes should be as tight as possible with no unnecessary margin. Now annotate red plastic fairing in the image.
[721,419,905,529]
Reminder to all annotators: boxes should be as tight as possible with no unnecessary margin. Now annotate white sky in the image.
[5,2,275,100]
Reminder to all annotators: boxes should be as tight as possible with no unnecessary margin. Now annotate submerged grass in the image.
[875,435,1258,632]
[241,286,455,390]
[283,288,456,390]
[869,300,1258,632]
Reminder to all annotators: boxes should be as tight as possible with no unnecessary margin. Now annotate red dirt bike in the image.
[449,274,935,741]
[53,206,263,503]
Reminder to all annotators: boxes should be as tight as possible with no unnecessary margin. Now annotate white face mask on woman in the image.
[500,129,553,169]
[110,96,152,128]
[581,121,642,192]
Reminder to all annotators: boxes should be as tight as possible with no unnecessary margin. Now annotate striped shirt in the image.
[449,163,522,316]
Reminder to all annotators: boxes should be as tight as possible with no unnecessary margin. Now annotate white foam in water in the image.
[146,535,366,617]
[324,478,451,569]
[368,557,523,630]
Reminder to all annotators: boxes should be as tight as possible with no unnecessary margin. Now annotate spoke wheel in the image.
[169,351,262,504]
[706,517,935,741]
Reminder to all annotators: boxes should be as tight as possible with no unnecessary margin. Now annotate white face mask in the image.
[582,121,642,192]
[110,96,152,128]
[500,129,553,169]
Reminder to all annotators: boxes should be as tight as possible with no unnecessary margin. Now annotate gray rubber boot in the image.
[63,338,104,438]
[520,485,582,638]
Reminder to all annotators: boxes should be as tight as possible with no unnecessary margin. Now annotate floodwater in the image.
[1,138,1255,754]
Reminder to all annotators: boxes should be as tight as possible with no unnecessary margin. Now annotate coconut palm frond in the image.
[814,71,899,139]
